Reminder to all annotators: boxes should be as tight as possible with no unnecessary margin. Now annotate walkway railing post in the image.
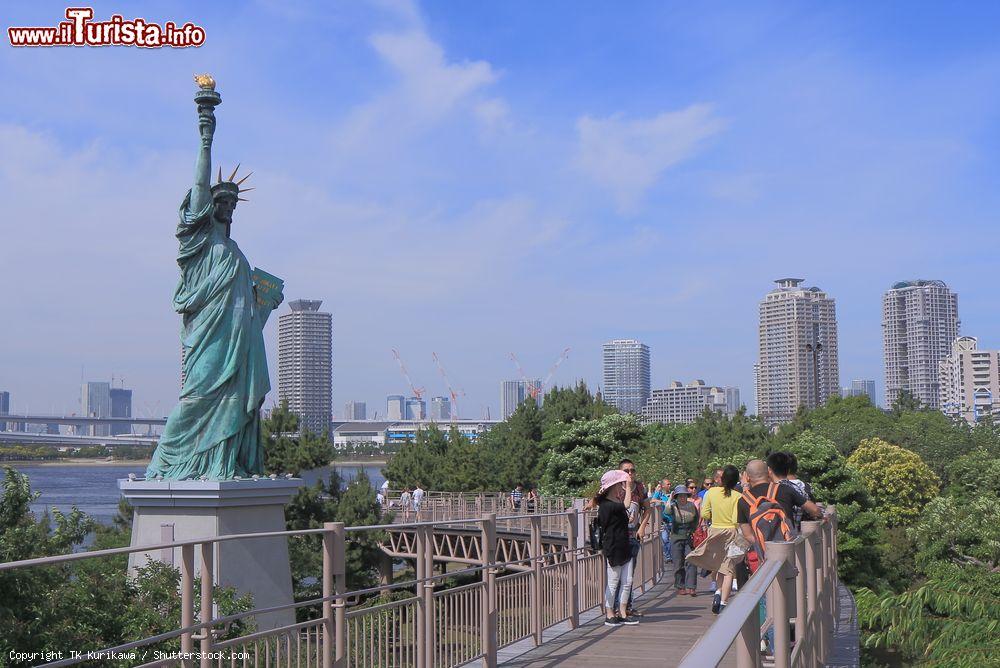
[180,544,195,668]
[817,519,832,661]
[529,514,543,645]
[415,527,428,668]
[198,542,213,668]
[566,508,580,628]
[480,512,497,668]
[793,538,807,656]
[735,602,762,668]
[801,520,821,666]
[765,541,795,668]
[423,525,436,668]
[332,522,347,667]
[322,524,334,668]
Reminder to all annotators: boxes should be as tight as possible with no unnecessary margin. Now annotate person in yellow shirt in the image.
[687,465,744,614]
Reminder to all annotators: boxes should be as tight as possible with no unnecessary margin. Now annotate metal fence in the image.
[678,508,840,668]
[1,494,664,668]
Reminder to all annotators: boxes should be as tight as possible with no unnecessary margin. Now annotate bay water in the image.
[7,463,386,525]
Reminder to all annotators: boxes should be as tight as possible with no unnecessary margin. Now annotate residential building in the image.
[640,380,740,424]
[110,388,133,436]
[939,336,1000,425]
[386,395,406,421]
[500,380,540,419]
[277,299,333,434]
[602,339,651,414]
[882,280,959,410]
[343,401,367,421]
[405,397,426,421]
[81,381,112,436]
[429,396,451,421]
[0,391,8,432]
[757,278,840,426]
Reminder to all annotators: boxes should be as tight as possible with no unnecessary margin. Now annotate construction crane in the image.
[508,348,571,400]
[431,352,464,421]
[538,347,572,398]
[508,352,540,398]
[391,349,424,400]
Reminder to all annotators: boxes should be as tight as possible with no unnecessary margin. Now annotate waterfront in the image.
[8,464,386,525]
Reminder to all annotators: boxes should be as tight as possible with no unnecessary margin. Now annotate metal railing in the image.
[679,507,840,668]
[1,494,663,668]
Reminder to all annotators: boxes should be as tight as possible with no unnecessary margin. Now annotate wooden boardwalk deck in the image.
[499,572,737,667]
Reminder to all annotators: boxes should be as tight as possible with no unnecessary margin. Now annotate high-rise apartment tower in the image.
[757,278,840,426]
[602,339,651,414]
[277,299,333,434]
[882,280,959,410]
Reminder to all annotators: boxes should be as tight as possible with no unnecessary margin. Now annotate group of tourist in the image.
[380,479,426,519]
[508,483,541,512]
[591,452,825,628]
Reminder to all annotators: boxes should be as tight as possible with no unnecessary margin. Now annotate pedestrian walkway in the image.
[499,575,737,666]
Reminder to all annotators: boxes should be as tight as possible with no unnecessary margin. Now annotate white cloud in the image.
[574,104,725,213]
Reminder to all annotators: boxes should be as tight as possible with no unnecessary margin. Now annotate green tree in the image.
[540,382,616,429]
[382,425,450,490]
[945,447,1000,499]
[263,400,332,476]
[633,422,692,486]
[847,438,940,527]
[908,494,1000,574]
[775,395,895,456]
[539,413,644,495]
[857,563,1000,666]
[473,400,546,489]
[892,410,971,482]
[780,431,884,587]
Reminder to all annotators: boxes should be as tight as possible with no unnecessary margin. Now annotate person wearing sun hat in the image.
[664,484,701,595]
[593,469,640,627]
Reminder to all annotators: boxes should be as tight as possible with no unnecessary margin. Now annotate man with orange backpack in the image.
[736,460,822,651]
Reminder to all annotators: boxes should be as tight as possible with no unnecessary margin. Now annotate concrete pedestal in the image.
[119,477,305,631]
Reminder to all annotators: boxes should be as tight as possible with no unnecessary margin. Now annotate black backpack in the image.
[589,516,604,552]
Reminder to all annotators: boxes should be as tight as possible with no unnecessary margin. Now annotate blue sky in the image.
[3,1,1000,419]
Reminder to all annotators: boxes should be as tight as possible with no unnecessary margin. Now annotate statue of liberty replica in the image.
[146,75,283,480]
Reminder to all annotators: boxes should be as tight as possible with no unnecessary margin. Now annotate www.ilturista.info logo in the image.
[8,7,206,48]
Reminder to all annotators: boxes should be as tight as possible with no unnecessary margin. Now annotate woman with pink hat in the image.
[593,469,640,627]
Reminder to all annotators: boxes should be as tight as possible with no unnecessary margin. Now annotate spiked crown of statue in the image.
[211,164,254,202]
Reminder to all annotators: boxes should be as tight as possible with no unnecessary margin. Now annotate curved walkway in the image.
[498,575,735,667]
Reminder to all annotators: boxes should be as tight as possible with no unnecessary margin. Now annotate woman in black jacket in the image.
[594,469,639,626]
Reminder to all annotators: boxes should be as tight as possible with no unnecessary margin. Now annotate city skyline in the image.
[5,3,1000,419]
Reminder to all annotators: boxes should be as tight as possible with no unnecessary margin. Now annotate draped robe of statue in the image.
[146,192,273,480]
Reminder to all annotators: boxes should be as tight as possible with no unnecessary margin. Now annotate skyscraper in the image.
[757,278,840,426]
[344,401,367,421]
[277,299,333,434]
[81,381,111,436]
[110,387,133,436]
[386,395,405,421]
[602,339,651,414]
[500,380,540,419]
[0,391,9,432]
[429,396,451,421]
[405,397,426,420]
[841,379,877,406]
[939,336,1000,425]
[882,280,959,410]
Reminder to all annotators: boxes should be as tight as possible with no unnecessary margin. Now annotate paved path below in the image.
[499,570,737,667]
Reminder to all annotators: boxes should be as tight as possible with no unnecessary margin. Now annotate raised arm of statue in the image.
[190,105,215,213]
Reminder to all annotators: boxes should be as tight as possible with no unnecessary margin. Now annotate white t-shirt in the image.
[380,480,390,492]
[413,488,425,505]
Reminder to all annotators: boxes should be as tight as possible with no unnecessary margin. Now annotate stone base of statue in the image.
[119,477,305,631]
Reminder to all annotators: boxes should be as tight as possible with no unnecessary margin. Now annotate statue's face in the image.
[214,196,237,225]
